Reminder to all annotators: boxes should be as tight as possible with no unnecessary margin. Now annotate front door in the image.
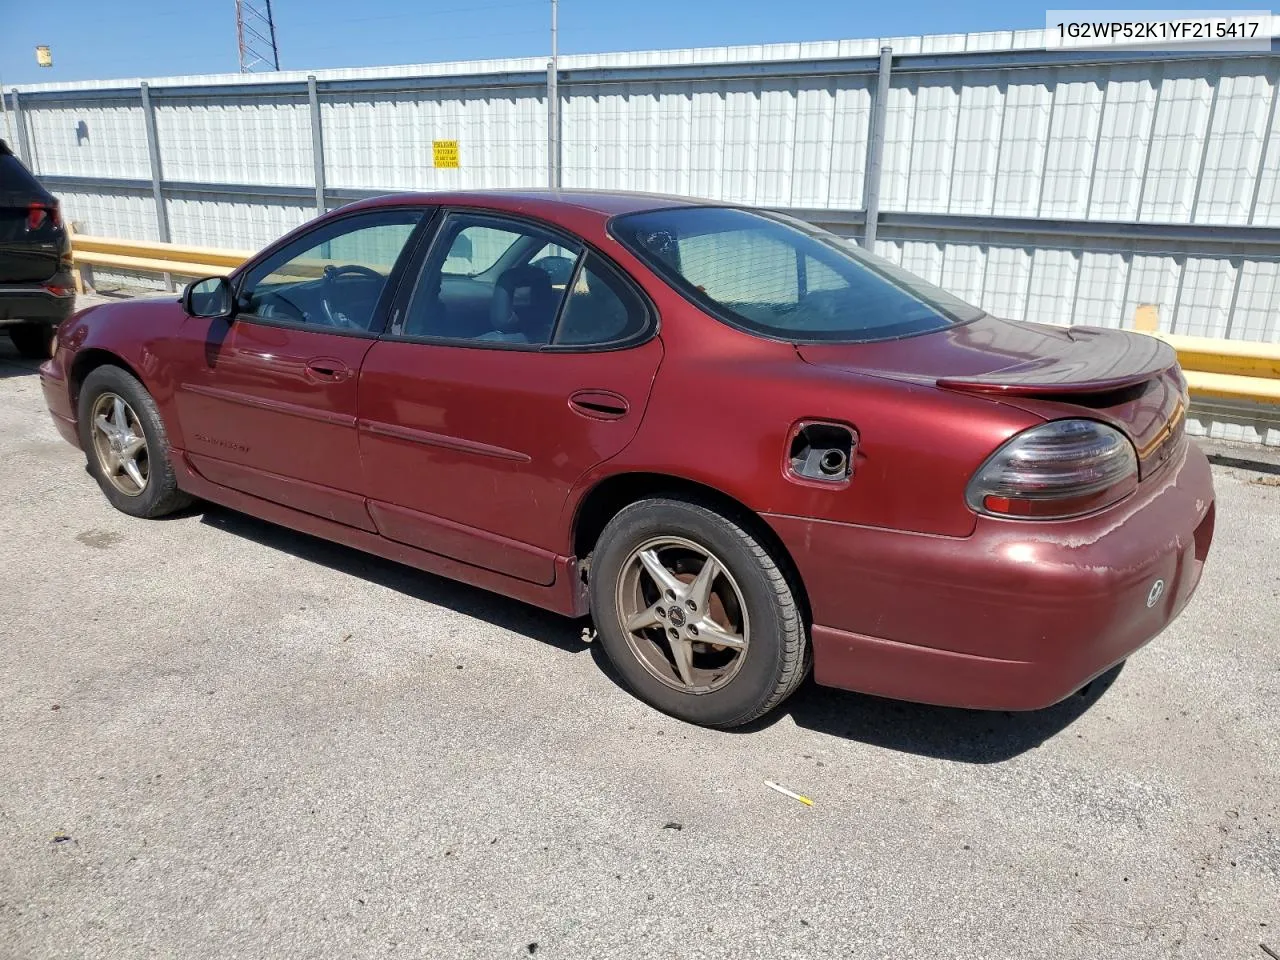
[175,206,427,529]
[358,210,663,584]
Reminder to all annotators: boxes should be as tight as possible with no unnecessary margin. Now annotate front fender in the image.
[61,296,192,449]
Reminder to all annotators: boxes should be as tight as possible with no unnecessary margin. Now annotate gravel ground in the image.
[0,329,1276,960]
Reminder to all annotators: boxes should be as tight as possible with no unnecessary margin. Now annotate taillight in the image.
[26,201,61,231]
[966,419,1138,520]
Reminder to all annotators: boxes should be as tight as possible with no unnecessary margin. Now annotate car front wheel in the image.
[76,365,193,519]
[589,497,809,728]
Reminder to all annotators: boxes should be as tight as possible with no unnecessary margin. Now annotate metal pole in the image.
[140,82,174,290]
[1035,69,1061,219]
[0,76,12,148]
[11,89,31,165]
[264,0,281,70]
[307,75,326,216]
[1247,68,1279,225]
[862,46,892,249]
[1189,70,1222,222]
[547,0,560,189]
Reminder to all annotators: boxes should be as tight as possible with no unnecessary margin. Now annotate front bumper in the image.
[765,442,1216,710]
[40,350,80,448]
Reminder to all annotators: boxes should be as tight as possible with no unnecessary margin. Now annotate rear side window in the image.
[399,212,582,346]
[444,224,523,276]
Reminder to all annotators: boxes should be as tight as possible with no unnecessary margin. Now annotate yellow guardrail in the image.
[72,234,253,280]
[70,238,1279,407]
[1134,303,1280,406]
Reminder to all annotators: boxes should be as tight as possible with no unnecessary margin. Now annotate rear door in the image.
[175,206,427,528]
[358,210,663,584]
[0,145,62,284]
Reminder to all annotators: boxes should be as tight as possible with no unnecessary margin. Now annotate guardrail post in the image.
[307,76,326,216]
[139,82,173,291]
[862,46,892,249]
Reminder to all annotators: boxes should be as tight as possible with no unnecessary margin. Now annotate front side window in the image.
[238,209,423,331]
[399,214,582,346]
[611,206,983,343]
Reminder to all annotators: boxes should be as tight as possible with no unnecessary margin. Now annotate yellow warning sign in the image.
[433,140,460,169]
[35,45,53,68]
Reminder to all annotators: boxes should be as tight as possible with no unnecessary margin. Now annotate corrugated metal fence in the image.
[4,30,1280,440]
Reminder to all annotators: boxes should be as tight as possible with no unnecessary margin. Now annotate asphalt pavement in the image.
[0,331,1276,960]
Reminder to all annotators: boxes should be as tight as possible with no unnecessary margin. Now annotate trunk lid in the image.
[796,315,1187,478]
[0,150,63,284]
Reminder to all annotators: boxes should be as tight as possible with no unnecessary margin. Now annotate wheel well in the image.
[68,349,142,407]
[572,472,812,625]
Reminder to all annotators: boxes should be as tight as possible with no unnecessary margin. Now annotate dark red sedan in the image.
[40,191,1215,728]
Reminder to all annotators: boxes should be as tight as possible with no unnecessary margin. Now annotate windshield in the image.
[611,206,983,343]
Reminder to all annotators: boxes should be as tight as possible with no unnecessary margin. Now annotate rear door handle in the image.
[569,389,630,420]
[305,358,350,382]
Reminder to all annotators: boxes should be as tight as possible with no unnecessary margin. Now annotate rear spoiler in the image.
[937,328,1178,397]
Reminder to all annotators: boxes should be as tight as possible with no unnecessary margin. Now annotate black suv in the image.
[1,140,75,359]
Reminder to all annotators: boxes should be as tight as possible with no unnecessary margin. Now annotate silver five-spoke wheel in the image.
[615,536,750,694]
[90,392,149,497]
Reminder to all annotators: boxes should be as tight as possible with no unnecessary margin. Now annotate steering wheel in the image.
[255,291,308,323]
[319,264,383,328]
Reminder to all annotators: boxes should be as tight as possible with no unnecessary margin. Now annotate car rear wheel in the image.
[589,498,808,728]
[77,365,193,519]
[8,322,56,360]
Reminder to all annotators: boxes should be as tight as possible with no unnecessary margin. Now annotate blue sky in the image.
[0,0,1257,86]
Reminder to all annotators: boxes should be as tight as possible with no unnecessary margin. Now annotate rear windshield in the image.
[0,151,52,204]
[610,206,983,343]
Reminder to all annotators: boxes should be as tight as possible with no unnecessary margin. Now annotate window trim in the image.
[606,204,984,346]
[229,204,434,339]
[382,206,659,354]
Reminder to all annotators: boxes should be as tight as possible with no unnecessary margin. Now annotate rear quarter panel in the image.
[563,306,1044,543]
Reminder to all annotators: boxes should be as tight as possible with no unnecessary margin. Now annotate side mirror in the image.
[182,275,234,319]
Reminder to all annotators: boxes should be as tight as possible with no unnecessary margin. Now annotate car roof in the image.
[345,188,714,220]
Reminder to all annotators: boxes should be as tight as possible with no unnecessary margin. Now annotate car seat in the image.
[490,265,558,344]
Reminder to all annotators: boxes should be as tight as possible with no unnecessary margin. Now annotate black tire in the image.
[77,365,193,519]
[589,497,809,728]
[8,323,56,360]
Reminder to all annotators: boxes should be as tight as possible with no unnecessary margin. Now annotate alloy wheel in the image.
[90,392,150,497]
[615,536,751,694]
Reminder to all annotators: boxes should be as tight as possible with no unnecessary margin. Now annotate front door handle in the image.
[569,389,630,420]
[305,358,350,382]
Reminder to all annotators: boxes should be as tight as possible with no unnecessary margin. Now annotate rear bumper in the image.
[765,442,1215,710]
[0,283,76,326]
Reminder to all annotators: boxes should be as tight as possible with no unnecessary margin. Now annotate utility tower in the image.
[236,0,281,73]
